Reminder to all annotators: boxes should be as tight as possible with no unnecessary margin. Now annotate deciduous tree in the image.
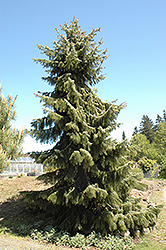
[153,122,166,178]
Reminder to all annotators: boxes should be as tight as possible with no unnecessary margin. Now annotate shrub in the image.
[138,157,156,173]
[30,224,135,249]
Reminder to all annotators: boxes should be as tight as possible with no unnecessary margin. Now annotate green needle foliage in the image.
[0,85,25,171]
[22,18,162,237]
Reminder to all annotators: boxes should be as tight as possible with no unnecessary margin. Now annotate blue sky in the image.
[1,0,166,153]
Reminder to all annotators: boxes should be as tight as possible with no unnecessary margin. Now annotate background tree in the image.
[130,134,158,162]
[153,122,166,158]
[0,85,25,172]
[22,18,161,237]
[139,115,155,143]
[154,110,166,131]
[122,130,126,140]
[132,126,138,137]
[130,111,166,177]
[153,122,166,178]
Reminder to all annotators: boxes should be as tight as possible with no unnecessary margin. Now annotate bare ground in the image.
[134,179,166,249]
[0,177,63,249]
[0,176,95,250]
[0,176,165,249]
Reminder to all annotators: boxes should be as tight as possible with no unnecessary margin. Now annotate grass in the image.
[0,176,166,249]
[134,238,166,250]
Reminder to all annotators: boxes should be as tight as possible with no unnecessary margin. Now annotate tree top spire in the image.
[34,17,109,87]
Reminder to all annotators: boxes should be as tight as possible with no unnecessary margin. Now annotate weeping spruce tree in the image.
[23,18,161,237]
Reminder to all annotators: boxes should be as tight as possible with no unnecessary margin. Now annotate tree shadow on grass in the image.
[0,195,53,237]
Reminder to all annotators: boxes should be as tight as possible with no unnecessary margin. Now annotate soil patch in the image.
[0,177,166,249]
[134,179,166,249]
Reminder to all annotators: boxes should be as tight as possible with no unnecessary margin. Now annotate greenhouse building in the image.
[1,155,43,176]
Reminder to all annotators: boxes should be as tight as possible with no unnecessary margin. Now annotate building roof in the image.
[11,156,35,164]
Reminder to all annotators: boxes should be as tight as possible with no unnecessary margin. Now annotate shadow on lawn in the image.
[0,195,53,237]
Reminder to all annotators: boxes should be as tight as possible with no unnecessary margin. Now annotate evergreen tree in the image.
[154,110,166,131]
[132,126,138,137]
[156,114,163,126]
[22,18,162,237]
[0,85,25,171]
[139,115,155,143]
[122,131,126,140]
[164,110,166,122]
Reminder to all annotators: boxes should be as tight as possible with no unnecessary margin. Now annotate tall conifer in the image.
[23,18,161,236]
[139,115,155,143]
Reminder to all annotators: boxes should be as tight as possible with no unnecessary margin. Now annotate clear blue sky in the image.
[1,0,166,152]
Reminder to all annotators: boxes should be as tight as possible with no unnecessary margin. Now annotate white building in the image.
[1,155,43,176]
